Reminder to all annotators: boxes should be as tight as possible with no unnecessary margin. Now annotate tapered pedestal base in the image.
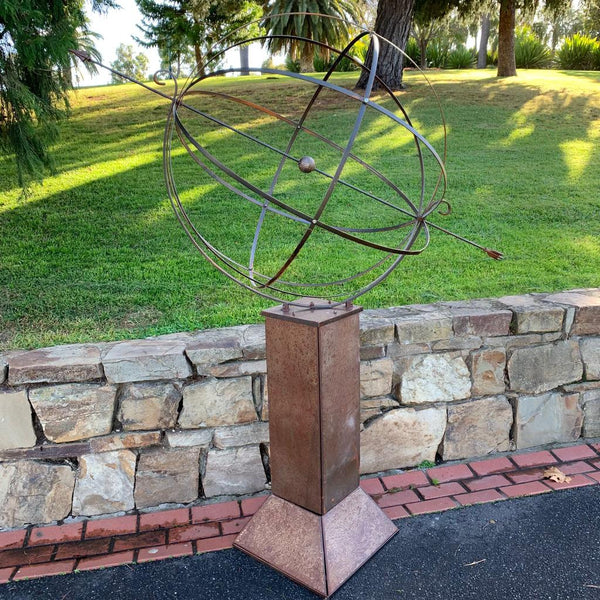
[234,488,397,597]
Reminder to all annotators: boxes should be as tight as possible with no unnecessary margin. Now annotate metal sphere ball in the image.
[298,156,316,173]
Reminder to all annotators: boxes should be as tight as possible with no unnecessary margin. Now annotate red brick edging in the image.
[2,442,599,584]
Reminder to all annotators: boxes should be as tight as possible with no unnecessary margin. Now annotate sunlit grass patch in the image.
[0,69,599,350]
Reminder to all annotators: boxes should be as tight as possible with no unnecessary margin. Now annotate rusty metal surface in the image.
[265,300,361,514]
[262,298,362,327]
[234,488,397,597]
[234,495,327,597]
[322,487,398,594]
[319,311,361,512]
[266,314,323,513]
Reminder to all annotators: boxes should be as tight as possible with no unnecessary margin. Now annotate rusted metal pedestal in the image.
[234,300,397,597]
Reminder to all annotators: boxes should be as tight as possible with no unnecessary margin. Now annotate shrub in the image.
[446,45,476,69]
[427,39,449,68]
[312,52,358,72]
[515,26,551,68]
[404,37,421,66]
[557,34,600,70]
[487,49,498,66]
[594,45,600,70]
[312,53,331,72]
[285,55,301,73]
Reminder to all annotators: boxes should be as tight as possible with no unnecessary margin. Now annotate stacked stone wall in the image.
[1,288,599,530]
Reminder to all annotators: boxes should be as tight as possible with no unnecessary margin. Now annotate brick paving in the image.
[1,442,599,584]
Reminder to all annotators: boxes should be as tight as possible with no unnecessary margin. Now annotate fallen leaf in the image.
[463,559,486,567]
[543,466,572,484]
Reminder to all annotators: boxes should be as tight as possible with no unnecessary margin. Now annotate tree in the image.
[0,0,114,186]
[356,0,415,89]
[110,44,150,82]
[478,13,492,67]
[581,0,600,38]
[135,0,262,77]
[497,0,517,75]
[265,1,363,73]
[496,0,571,77]
[412,14,445,69]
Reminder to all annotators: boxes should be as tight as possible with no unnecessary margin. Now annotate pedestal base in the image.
[234,488,397,597]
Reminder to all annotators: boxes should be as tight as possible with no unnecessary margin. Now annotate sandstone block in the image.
[135,448,200,508]
[471,348,506,396]
[582,389,600,437]
[29,383,117,443]
[542,291,600,335]
[580,337,600,380]
[8,344,102,385]
[0,391,37,450]
[400,354,471,404]
[446,303,512,337]
[360,407,446,474]
[118,382,181,431]
[515,392,583,449]
[0,357,7,385]
[432,337,482,352]
[360,359,393,398]
[89,431,162,453]
[395,312,453,344]
[360,346,387,361]
[179,377,256,428]
[213,422,270,449]
[0,461,75,528]
[208,360,267,378]
[103,339,192,383]
[485,334,543,351]
[507,341,583,394]
[360,396,399,423]
[442,396,512,460]
[359,315,395,346]
[185,328,244,372]
[387,342,431,359]
[72,450,136,516]
[497,295,564,333]
[166,429,213,448]
[366,306,414,319]
[203,446,266,497]
[260,375,269,421]
[241,325,266,359]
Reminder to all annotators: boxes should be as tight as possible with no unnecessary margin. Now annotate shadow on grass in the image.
[1,71,599,349]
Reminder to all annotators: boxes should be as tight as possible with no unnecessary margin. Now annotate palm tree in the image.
[265,0,363,72]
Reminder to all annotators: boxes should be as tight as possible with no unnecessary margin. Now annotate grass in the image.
[1,68,599,351]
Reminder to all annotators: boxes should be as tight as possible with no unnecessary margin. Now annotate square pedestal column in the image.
[234,300,397,597]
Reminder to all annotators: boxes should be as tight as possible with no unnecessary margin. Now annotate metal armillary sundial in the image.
[72,13,501,597]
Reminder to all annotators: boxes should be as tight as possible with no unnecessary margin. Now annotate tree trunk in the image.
[419,37,427,69]
[497,0,516,77]
[356,0,416,90]
[194,43,205,77]
[240,45,249,76]
[477,14,491,69]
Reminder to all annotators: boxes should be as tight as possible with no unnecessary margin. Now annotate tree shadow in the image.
[1,70,598,349]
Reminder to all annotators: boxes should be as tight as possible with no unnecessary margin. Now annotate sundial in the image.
[72,13,500,597]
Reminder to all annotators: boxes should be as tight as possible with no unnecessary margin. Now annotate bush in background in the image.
[515,26,551,68]
[404,37,421,66]
[557,34,600,70]
[446,45,476,69]
[427,39,450,67]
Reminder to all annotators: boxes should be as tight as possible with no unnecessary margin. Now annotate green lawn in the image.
[1,68,599,351]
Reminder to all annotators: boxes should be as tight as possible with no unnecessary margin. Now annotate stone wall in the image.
[1,288,599,530]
